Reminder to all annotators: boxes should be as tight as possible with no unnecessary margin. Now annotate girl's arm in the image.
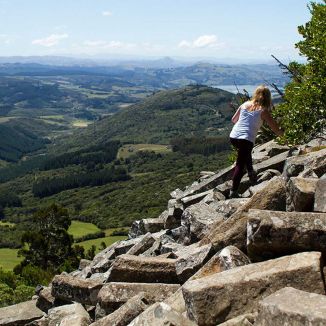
[231,107,241,124]
[261,109,284,136]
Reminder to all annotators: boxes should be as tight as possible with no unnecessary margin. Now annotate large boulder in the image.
[51,275,103,305]
[126,232,155,256]
[182,252,324,325]
[286,177,318,211]
[314,177,326,213]
[175,243,214,283]
[45,303,91,326]
[128,302,197,326]
[209,198,249,220]
[165,246,250,315]
[181,202,224,242]
[255,287,326,326]
[283,148,326,180]
[91,293,148,326]
[96,282,180,314]
[0,300,45,326]
[107,254,179,284]
[200,176,286,252]
[179,166,234,199]
[247,209,326,261]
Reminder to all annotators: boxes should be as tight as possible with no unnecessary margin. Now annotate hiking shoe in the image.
[229,190,241,199]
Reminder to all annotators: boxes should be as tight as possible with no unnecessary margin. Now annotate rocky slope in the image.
[0,136,325,326]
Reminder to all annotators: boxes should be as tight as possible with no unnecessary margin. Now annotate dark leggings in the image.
[230,138,254,191]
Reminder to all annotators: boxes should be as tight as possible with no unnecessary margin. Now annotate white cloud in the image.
[84,40,136,50]
[102,10,113,16]
[178,34,224,49]
[32,33,68,47]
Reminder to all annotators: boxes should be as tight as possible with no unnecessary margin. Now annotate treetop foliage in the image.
[275,1,326,144]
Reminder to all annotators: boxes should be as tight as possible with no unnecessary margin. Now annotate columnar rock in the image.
[314,177,326,212]
[209,198,249,220]
[200,176,286,252]
[126,232,155,256]
[128,218,164,238]
[255,287,326,326]
[107,254,179,284]
[254,150,289,173]
[181,202,224,242]
[91,293,149,326]
[128,302,197,326]
[180,190,213,208]
[247,209,326,260]
[45,303,91,326]
[286,177,318,211]
[97,282,180,314]
[114,238,143,256]
[36,286,56,312]
[0,300,45,326]
[51,275,103,305]
[182,252,324,326]
[175,243,213,283]
[283,148,326,179]
[180,165,234,198]
[165,246,250,315]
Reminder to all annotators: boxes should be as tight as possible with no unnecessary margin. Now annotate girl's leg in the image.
[230,138,254,192]
[230,138,246,191]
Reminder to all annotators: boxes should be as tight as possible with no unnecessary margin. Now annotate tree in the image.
[274,1,326,144]
[17,203,83,272]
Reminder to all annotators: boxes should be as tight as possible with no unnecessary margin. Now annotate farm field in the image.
[117,143,172,159]
[0,248,22,271]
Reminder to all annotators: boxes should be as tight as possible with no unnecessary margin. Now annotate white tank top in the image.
[230,104,263,143]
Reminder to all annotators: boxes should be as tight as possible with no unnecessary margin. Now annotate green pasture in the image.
[0,249,22,271]
[68,221,100,238]
[117,143,171,159]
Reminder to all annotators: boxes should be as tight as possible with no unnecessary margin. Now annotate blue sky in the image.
[0,0,313,62]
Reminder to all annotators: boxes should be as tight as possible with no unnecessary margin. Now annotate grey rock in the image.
[79,259,92,270]
[180,190,213,208]
[91,293,148,326]
[200,176,287,252]
[46,303,91,326]
[128,302,197,326]
[209,198,249,219]
[51,275,103,305]
[247,209,326,261]
[283,148,326,180]
[168,225,191,245]
[314,177,326,213]
[181,202,224,242]
[36,286,56,313]
[175,244,214,283]
[126,232,155,256]
[256,287,326,326]
[183,252,325,325]
[97,282,180,315]
[114,237,143,256]
[0,300,45,326]
[107,254,179,284]
[219,313,256,326]
[286,177,318,211]
[170,188,184,199]
[165,246,250,316]
[256,169,281,183]
[180,165,234,199]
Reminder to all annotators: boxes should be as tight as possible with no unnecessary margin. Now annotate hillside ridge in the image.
[1,135,325,325]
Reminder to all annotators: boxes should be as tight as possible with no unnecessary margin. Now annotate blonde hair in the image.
[250,85,272,111]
